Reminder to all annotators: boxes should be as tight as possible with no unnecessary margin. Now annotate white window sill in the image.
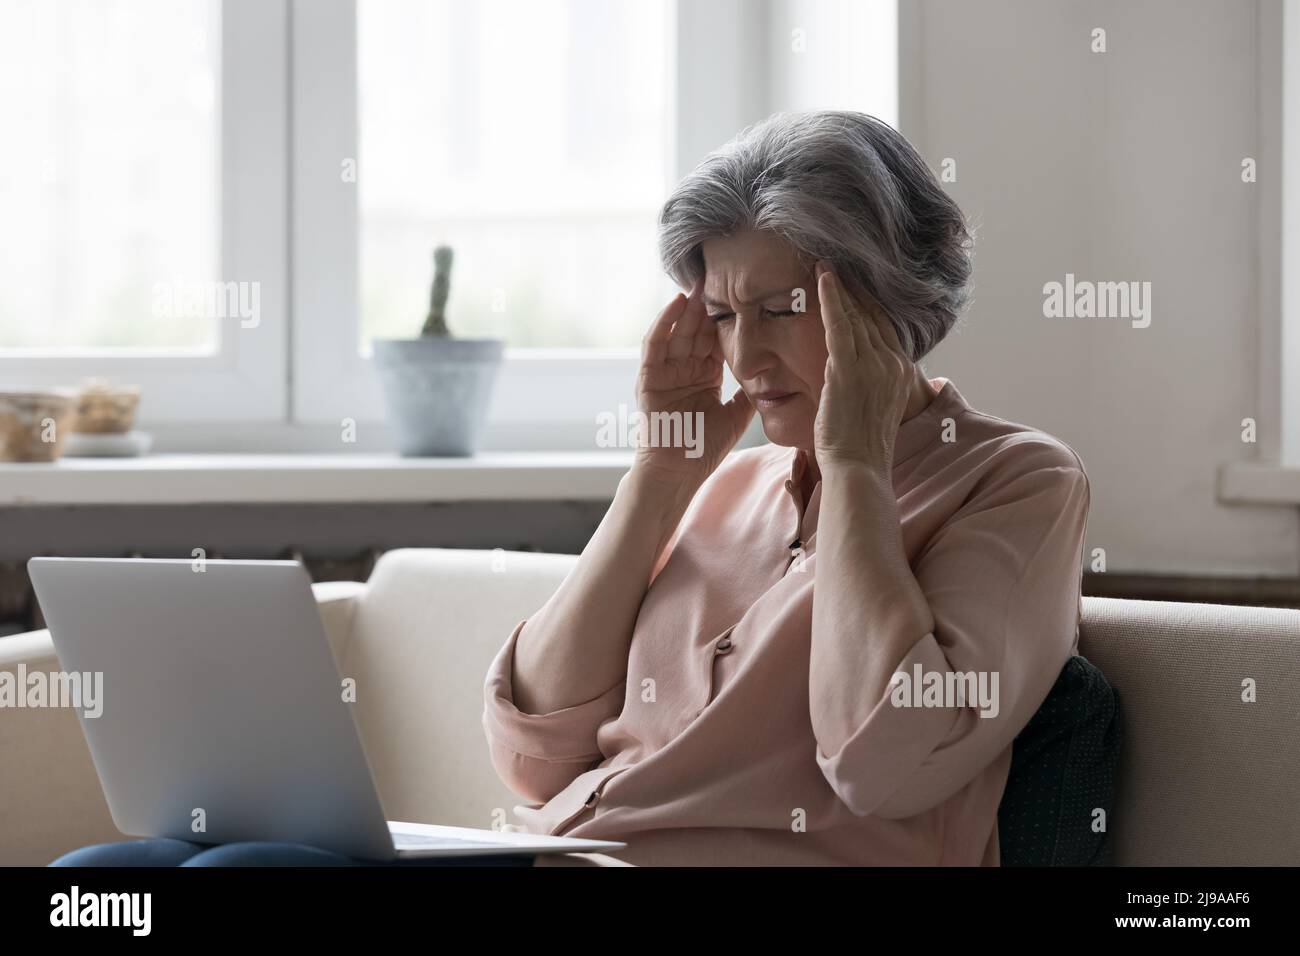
[0,452,635,506]
[1217,461,1300,505]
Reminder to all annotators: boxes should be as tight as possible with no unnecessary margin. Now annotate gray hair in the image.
[657,110,973,361]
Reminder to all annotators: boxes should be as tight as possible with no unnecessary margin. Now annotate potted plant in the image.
[371,245,505,456]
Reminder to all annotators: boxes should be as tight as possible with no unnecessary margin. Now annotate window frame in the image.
[1249,0,1300,468]
[0,0,290,424]
[289,0,768,448]
[1274,0,1300,467]
[1,0,901,451]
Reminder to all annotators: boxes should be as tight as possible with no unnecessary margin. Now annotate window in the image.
[0,0,221,353]
[1,0,900,446]
[0,0,288,423]
[357,0,676,350]
[291,0,693,440]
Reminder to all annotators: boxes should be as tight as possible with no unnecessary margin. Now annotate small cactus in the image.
[421,245,454,337]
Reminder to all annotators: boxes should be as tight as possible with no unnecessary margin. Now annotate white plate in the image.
[62,430,153,458]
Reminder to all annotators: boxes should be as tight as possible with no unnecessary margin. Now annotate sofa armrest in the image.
[312,580,367,660]
[0,579,369,866]
[0,628,119,865]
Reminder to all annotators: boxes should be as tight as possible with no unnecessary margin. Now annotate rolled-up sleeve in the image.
[482,618,626,804]
[813,462,1090,821]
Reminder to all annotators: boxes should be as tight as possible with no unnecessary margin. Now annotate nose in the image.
[727,313,774,385]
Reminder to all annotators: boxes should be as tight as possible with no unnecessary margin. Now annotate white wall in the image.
[767,0,899,125]
[903,0,1298,575]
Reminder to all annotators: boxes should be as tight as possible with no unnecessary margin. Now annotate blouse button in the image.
[715,636,733,654]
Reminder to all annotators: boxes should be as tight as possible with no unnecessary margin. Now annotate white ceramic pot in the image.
[371,338,505,457]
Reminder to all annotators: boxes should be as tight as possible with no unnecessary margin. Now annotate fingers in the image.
[660,278,702,364]
[679,275,721,362]
[691,313,719,360]
[856,292,910,365]
[859,299,886,354]
[645,275,716,368]
[818,262,909,365]
[870,304,908,359]
[642,286,690,367]
[816,262,860,362]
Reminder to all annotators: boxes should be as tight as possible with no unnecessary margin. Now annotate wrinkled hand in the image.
[632,276,755,487]
[813,262,911,473]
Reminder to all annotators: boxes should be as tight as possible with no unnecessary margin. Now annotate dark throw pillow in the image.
[997,654,1123,866]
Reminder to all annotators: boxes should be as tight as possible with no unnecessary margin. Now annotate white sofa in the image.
[3,547,1299,866]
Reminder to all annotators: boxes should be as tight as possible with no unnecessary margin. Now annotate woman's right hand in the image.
[630,276,755,489]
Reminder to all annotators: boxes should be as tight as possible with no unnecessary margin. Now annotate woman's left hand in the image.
[812,261,912,474]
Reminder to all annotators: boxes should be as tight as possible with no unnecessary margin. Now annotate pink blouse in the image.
[482,377,1091,865]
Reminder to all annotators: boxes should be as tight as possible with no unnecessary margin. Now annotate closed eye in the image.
[708,309,794,322]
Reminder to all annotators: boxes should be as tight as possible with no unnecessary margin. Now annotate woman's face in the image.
[701,229,828,449]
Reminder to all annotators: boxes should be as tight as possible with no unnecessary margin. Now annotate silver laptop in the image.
[27,557,624,862]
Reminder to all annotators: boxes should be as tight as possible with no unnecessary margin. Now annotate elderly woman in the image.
[484,109,1090,866]
[52,110,1088,869]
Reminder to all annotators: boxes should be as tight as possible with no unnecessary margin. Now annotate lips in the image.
[752,391,797,409]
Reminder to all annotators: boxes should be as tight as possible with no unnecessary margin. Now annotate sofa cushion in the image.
[997,654,1122,866]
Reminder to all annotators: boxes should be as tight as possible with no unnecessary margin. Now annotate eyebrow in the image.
[703,288,797,310]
